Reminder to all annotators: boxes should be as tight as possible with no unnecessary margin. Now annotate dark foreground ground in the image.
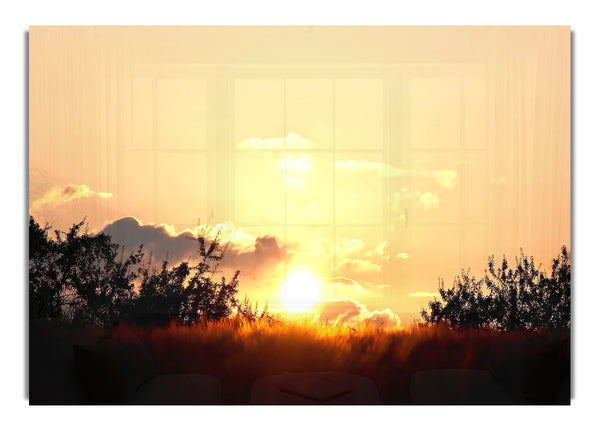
[29,319,570,405]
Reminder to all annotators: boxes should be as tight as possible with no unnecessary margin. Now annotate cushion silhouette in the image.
[250,372,381,404]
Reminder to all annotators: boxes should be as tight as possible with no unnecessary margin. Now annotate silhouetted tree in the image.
[421,246,570,330]
[29,216,60,319]
[29,216,143,324]
[29,216,242,326]
[183,233,239,322]
[133,258,191,322]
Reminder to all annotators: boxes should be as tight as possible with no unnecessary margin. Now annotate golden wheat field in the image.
[90,318,568,404]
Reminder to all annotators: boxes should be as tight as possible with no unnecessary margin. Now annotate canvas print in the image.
[28,26,570,405]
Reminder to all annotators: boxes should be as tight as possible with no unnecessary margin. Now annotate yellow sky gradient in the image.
[29,26,570,325]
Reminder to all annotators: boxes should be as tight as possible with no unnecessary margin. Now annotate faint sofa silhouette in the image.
[250,371,381,404]
[410,369,518,404]
[29,319,221,405]
[409,335,570,405]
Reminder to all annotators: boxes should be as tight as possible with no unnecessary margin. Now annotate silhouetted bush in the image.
[29,216,143,324]
[29,216,241,326]
[235,295,278,325]
[420,247,570,330]
[134,229,240,325]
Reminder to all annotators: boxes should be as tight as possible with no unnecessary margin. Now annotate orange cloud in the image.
[30,183,112,211]
[365,308,402,329]
[336,257,382,276]
[315,297,401,329]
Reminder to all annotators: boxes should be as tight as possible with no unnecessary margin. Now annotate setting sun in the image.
[281,270,321,311]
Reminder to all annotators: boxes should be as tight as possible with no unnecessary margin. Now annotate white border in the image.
[4,1,599,430]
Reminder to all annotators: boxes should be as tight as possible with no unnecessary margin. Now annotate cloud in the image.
[409,291,438,298]
[101,217,199,263]
[430,169,458,190]
[315,298,401,329]
[31,183,112,211]
[296,237,364,263]
[321,276,367,296]
[418,192,439,210]
[335,238,367,258]
[286,236,390,288]
[335,161,457,190]
[336,257,382,277]
[322,276,357,287]
[372,241,388,258]
[389,187,442,231]
[418,169,459,189]
[100,217,286,280]
[272,155,313,188]
[297,237,386,275]
[365,308,402,329]
[317,298,363,322]
[237,133,313,150]
[363,241,388,259]
[275,156,313,174]
[238,134,315,189]
[100,217,391,296]
[221,235,285,280]
[396,252,409,260]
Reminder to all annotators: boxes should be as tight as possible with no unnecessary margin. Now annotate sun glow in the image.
[281,270,321,311]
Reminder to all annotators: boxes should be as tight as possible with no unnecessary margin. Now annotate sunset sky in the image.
[28,26,570,326]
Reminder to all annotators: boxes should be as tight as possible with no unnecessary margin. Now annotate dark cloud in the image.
[100,217,286,279]
[221,235,285,279]
[101,217,197,263]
